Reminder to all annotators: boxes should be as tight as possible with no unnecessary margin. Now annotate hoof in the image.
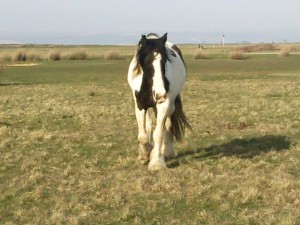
[163,146,177,160]
[138,144,150,164]
[164,151,177,160]
[137,154,149,164]
[148,158,167,171]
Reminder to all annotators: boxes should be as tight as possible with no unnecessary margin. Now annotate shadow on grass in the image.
[0,83,31,86]
[170,135,291,168]
[0,121,12,127]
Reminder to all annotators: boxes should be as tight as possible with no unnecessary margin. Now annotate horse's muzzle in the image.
[153,91,167,104]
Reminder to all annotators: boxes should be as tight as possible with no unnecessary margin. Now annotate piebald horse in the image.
[128,33,191,171]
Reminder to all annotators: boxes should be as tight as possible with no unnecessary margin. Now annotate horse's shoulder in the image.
[128,56,142,82]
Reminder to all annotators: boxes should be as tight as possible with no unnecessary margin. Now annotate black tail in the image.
[170,95,192,141]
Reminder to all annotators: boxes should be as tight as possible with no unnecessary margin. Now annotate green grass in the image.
[0,44,300,224]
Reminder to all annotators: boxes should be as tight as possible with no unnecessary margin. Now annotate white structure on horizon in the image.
[222,34,225,47]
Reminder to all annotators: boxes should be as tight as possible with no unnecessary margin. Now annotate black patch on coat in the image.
[171,44,185,65]
[169,50,177,57]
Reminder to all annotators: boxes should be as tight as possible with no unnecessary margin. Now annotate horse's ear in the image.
[141,35,147,46]
[160,33,168,44]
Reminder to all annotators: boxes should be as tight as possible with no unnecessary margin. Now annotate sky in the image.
[1,0,300,44]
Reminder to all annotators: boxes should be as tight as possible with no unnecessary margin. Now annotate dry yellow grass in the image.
[48,50,61,61]
[105,50,125,60]
[1,81,299,224]
[13,50,27,61]
[194,49,209,59]
[63,51,88,60]
[236,44,278,52]
[279,48,291,57]
[229,51,248,60]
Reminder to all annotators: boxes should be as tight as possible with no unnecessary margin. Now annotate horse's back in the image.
[165,42,186,98]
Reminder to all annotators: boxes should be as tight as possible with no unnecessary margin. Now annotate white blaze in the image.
[152,53,166,97]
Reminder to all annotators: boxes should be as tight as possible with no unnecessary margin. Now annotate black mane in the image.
[135,33,170,110]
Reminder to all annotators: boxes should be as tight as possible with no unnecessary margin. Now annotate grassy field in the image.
[1,44,300,224]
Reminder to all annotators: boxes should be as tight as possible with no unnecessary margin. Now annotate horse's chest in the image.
[134,75,155,110]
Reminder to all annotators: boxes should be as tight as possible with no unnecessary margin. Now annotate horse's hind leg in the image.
[135,105,151,164]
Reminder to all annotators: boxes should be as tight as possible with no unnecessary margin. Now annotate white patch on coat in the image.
[152,53,166,99]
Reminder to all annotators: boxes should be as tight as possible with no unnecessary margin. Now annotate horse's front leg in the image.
[135,104,151,164]
[162,117,177,159]
[148,101,170,171]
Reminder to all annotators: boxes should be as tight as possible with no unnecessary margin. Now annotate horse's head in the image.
[137,33,168,68]
[136,33,170,106]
